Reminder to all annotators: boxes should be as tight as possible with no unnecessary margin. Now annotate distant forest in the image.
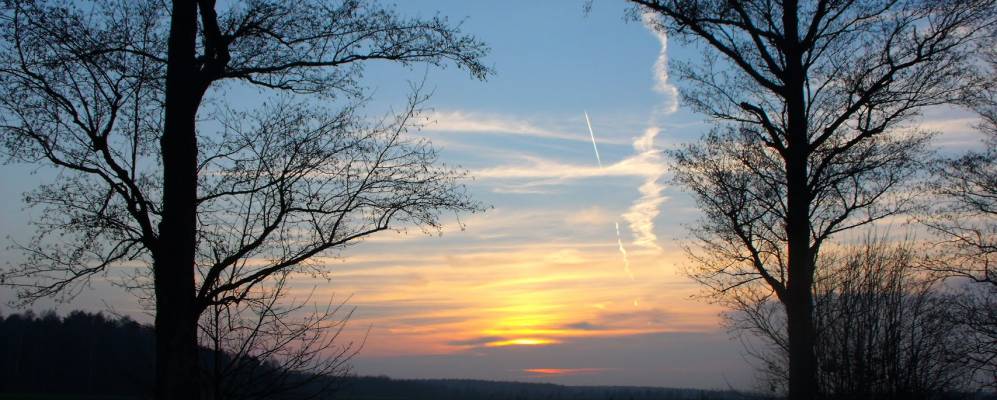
[0,310,154,397]
[0,311,779,400]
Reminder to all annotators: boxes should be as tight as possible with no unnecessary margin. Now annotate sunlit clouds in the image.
[622,126,667,252]
[422,110,627,144]
[472,154,664,181]
[316,243,717,357]
[309,12,694,372]
[290,204,720,360]
[617,14,683,253]
[641,13,680,114]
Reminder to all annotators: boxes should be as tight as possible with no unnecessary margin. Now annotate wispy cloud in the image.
[642,13,680,114]
[565,206,614,227]
[918,116,979,135]
[473,154,664,181]
[299,11,688,366]
[302,233,714,356]
[917,116,987,150]
[467,125,671,254]
[560,321,609,331]
[354,331,750,388]
[422,110,627,144]
[622,127,667,251]
[610,15,681,252]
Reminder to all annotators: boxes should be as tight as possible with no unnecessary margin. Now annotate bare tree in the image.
[0,1,491,399]
[731,238,976,399]
[627,1,996,398]
[925,26,997,287]
[949,283,997,389]
[200,272,360,400]
[924,26,997,388]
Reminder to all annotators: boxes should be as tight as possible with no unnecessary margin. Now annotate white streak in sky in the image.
[584,111,603,168]
[615,222,635,280]
[586,112,634,281]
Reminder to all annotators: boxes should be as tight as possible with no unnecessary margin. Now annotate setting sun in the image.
[486,338,560,347]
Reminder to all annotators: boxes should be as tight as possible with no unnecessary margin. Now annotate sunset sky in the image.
[0,0,985,390]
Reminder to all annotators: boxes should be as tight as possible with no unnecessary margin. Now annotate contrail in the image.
[584,111,602,168]
[585,112,634,281]
[615,222,635,281]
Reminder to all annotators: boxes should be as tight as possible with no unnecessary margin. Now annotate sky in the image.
[0,0,987,391]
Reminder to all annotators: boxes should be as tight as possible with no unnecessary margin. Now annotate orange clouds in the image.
[294,222,724,358]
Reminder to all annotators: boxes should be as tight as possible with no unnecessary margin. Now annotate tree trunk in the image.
[156,0,201,399]
[782,1,819,398]
[785,111,819,399]
[786,274,818,399]
[153,265,199,400]
[784,103,819,399]
[785,124,819,399]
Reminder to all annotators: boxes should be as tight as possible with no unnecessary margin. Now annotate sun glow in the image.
[524,368,610,376]
[311,244,720,357]
[485,338,560,347]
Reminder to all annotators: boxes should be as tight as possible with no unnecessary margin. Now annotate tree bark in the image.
[782,1,819,399]
[156,0,201,399]
[786,275,818,399]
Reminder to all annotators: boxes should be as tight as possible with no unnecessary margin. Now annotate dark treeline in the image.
[0,311,778,400]
[0,310,154,397]
[0,310,326,399]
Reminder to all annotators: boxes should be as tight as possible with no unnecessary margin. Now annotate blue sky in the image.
[0,0,988,390]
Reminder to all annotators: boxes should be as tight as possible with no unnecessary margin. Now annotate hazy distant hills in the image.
[0,311,765,400]
[335,377,761,400]
[7,311,996,400]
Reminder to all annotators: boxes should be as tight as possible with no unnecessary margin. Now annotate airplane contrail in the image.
[585,112,634,281]
[615,222,635,281]
[584,111,603,168]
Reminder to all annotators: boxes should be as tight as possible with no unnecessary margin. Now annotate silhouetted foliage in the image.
[626,1,997,398]
[199,272,359,400]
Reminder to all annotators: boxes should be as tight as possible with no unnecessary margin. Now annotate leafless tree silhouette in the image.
[730,237,976,398]
[200,272,361,400]
[0,1,490,398]
[627,1,996,397]
[924,25,997,388]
